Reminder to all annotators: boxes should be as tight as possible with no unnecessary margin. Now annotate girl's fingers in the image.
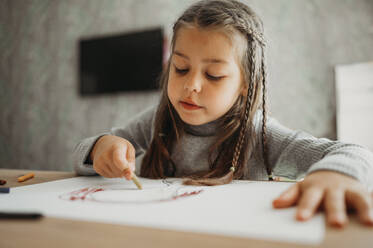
[103,163,117,178]
[122,168,132,180]
[296,187,324,221]
[324,190,347,228]
[345,189,373,226]
[94,163,113,178]
[126,142,136,164]
[109,162,125,178]
[273,183,300,208]
[124,143,136,179]
[112,147,133,179]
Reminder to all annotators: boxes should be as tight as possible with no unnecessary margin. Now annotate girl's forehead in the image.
[173,26,246,63]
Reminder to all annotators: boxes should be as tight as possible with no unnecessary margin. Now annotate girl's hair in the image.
[140,0,269,185]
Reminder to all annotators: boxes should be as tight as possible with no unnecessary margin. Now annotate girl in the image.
[74,0,373,228]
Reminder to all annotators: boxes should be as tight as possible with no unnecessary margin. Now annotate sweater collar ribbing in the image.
[183,119,220,137]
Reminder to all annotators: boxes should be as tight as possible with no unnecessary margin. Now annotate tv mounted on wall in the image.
[79,28,164,95]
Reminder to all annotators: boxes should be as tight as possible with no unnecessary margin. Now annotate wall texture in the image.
[1,0,373,171]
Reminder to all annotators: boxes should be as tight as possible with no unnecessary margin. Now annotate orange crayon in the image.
[17,173,35,182]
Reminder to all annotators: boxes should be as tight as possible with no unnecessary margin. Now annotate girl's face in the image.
[168,26,245,126]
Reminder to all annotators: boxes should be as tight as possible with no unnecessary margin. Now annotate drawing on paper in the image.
[59,179,204,204]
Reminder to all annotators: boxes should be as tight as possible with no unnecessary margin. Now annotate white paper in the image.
[0,177,324,244]
[335,62,373,151]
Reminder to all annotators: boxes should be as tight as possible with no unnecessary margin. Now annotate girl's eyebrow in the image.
[173,50,228,64]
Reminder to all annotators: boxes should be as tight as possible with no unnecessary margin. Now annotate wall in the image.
[1,0,373,171]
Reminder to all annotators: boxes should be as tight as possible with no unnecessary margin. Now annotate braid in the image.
[246,28,266,47]
[231,41,257,169]
[230,1,266,48]
[260,44,270,178]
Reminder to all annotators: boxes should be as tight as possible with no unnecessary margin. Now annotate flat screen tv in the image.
[79,28,163,95]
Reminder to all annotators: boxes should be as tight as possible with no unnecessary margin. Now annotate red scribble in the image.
[60,187,203,204]
[63,187,104,201]
[172,190,203,200]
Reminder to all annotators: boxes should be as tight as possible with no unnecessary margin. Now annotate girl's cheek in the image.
[167,80,173,99]
[167,78,179,104]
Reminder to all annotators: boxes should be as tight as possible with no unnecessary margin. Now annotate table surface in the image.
[0,169,372,248]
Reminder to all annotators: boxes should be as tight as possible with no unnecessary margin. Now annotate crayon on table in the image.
[17,172,35,182]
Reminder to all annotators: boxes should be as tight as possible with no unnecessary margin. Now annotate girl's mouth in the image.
[180,101,202,110]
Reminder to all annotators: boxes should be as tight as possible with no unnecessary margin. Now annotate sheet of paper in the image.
[0,177,324,244]
[335,61,373,152]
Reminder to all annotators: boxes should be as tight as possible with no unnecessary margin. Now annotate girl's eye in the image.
[174,65,223,81]
[174,66,189,75]
[206,73,223,81]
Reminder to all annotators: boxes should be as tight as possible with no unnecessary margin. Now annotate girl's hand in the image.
[90,135,136,180]
[272,170,373,228]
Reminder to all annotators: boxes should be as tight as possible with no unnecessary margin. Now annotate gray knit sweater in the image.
[73,106,373,188]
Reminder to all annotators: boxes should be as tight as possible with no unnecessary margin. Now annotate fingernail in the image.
[366,210,373,225]
[272,199,280,208]
[298,210,311,220]
[332,214,345,227]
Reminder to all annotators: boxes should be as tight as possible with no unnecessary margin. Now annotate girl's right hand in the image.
[89,135,136,180]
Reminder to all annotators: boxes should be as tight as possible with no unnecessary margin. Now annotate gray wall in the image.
[1,0,373,171]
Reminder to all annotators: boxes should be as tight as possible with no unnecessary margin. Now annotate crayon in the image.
[131,174,143,190]
[17,173,35,182]
[123,168,142,190]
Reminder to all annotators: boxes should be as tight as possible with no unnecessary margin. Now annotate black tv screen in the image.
[79,28,163,95]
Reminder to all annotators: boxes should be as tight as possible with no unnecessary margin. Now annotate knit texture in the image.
[73,106,373,188]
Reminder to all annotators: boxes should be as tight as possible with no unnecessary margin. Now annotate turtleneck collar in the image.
[183,118,221,137]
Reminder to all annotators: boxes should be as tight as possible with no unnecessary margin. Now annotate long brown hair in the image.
[140,0,269,185]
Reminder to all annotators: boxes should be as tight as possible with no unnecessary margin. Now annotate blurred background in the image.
[1,0,372,171]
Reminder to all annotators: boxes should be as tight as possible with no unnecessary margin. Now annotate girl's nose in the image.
[184,72,202,93]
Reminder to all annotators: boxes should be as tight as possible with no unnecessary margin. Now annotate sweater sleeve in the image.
[263,115,373,189]
[73,106,157,176]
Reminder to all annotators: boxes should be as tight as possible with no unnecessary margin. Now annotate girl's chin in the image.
[177,112,208,126]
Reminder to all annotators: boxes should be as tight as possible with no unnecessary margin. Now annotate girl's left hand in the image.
[272,170,373,228]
